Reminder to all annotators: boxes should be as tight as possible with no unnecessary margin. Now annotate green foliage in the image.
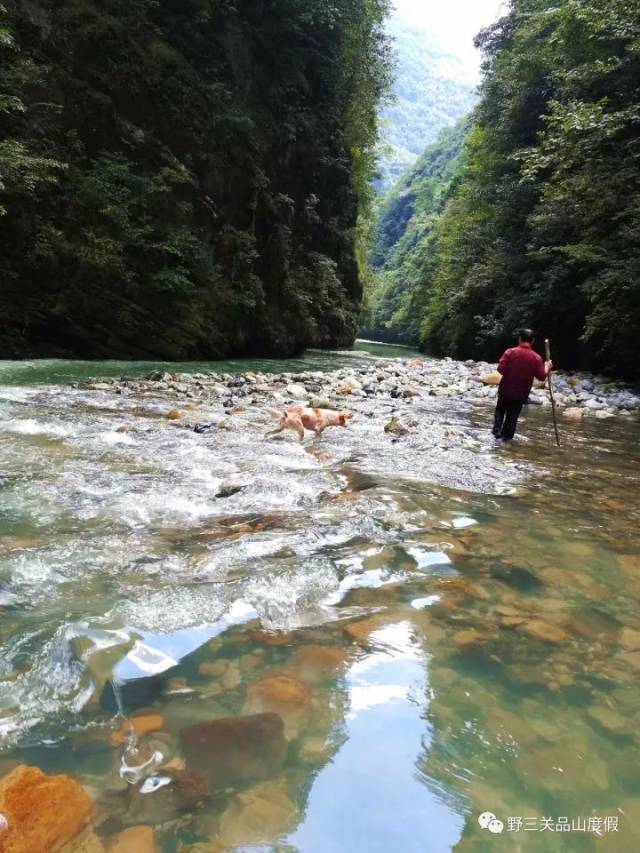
[0,0,390,359]
[393,0,640,379]
[376,17,477,191]
[361,119,468,344]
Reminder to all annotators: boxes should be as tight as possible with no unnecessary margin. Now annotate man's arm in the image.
[497,349,511,375]
[535,355,552,382]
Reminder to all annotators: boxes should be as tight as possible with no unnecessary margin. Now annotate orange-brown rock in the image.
[343,615,384,645]
[289,645,347,683]
[521,620,566,644]
[166,409,182,421]
[110,714,165,746]
[242,675,311,738]
[106,825,155,853]
[181,714,287,789]
[0,764,94,853]
[453,629,485,649]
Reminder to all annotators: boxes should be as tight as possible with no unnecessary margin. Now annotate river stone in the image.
[521,620,566,643]
[343,615,385,645]
[285,384,307,398]
[563,407,584,420]
[110,714,164,746]
[384,416,408,436]
[106,825,155,853]
[453,629,484,649]
[217,780,298,848]
[242,675,311,739]
[216,479,248,498]
[289,645,347,683]
[620,628,640,651]
[485,707,538,746]
[181,714,287,789]
[516,745,609,791]
[60,827,105,853]
[0,765,94,853]
[166,409,181,420]
[587,705,634,735]
[481,372,502,386]
[123,769,207,826]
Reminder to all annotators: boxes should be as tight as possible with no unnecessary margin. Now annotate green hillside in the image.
[376,17,476,191]
[362,120,468,344]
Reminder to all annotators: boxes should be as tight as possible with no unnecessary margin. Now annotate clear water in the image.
[0,343,639,852]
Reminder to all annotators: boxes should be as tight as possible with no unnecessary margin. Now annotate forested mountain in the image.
[361,120,467,344]
[375,17,476,191]
[0,0,389,360]
[399,0,640,380]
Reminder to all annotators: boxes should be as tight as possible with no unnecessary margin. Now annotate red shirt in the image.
[498,344,548,402]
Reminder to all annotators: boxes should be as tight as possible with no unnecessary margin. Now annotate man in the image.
[493,329,552,441]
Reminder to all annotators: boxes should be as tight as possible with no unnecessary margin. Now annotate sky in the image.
[393,0,508,78]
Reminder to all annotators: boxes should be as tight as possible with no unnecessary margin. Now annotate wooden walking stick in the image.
[545,339,561,447]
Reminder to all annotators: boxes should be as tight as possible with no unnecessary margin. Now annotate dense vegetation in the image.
[369,0,640,379]
[362,120,467,344]
[375,17,476,192]
[0,0,390,359]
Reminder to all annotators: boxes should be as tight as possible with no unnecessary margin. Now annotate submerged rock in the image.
[242,674,312,739]
[521,620,566,644]
[0,765,94,853]
[110,714,165,747]
[181,714,287,789]
[289,644,347,683]
[123,769,207,826]
[106,825,155,853]
[216,779,298,848]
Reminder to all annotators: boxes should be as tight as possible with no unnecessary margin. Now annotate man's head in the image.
[518,328,535,345]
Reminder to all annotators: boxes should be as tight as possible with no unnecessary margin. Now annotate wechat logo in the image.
[478,812,504,834]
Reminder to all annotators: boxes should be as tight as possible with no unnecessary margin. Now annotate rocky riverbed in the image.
[80,356,640,422]
[1,351,639,852]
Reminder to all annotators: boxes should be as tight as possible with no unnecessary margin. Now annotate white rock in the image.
[285,384,307,398]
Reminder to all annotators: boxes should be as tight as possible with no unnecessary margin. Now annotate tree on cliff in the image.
[422,0,640,379]
[0,0,390,359]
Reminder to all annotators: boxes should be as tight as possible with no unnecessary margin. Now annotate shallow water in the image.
[0,345,639,852]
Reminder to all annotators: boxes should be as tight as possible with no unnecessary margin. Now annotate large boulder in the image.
[481,372,502,386]
[180,714,287,789]
[0,765,94,853]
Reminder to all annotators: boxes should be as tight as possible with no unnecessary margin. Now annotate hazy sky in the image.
[393,0,508,76]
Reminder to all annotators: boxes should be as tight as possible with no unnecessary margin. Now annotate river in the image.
[0,342,639,852]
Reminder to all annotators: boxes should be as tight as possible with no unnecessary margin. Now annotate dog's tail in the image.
[266,407,283,420]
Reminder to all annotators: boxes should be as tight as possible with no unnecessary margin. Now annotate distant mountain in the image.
[375,17,477,192]
[362,119,469,344]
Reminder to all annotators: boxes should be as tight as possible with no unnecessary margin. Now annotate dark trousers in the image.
[493,395,524,440]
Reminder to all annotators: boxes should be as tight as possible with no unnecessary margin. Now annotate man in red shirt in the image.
[493,329,552,441]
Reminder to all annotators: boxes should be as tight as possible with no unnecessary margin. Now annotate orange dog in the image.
[267,406,354,441]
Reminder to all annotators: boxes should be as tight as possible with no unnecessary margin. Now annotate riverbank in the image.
[80,354,640,421]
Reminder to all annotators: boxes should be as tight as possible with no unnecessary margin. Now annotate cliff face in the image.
[0,1,388,359]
